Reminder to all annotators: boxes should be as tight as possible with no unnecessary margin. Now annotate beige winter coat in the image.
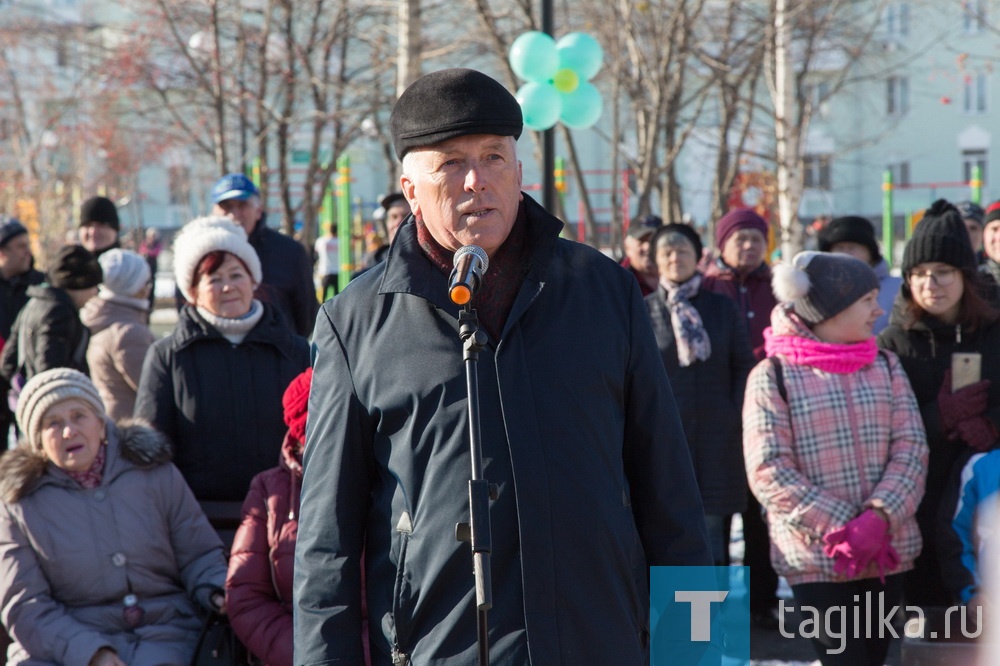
[0,421,226,666]
[81,295,154,420]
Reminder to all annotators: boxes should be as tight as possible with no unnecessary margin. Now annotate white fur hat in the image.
[16,368,106,450]
[172,216,262,302]
[99,249,151,298]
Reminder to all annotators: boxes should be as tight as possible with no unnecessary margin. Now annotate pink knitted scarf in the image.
[764,328,878,374]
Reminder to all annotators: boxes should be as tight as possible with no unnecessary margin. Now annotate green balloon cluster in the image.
[510,31,604,131]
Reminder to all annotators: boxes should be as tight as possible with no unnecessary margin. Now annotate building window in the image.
[963,150,987,186]
[885,3,910,36]
[804,80,831,118]
[964,73,988,114]
[963,0,987,33]
[887,162,910,187]
[803,155,832,190]
[887,76,909,115]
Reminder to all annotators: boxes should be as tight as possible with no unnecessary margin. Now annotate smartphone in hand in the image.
[952,352,983,392]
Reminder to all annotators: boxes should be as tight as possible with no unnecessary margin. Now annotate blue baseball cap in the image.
[212,173,260,204]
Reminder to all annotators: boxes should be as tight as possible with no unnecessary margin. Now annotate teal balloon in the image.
[509,32,559,83]
[557,32,604,81]
[559,82,602,129]
[516,82,561,131]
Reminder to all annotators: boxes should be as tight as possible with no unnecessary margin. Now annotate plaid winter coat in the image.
[743,305,928,585]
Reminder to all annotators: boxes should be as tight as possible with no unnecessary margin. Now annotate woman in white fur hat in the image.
[133,216,309,543]
[0,368,227,666]
[81,249,155,420]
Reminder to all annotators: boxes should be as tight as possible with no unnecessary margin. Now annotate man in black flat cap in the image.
[296,68,710,665]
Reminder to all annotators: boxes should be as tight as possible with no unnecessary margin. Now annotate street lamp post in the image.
[541,0,556,214]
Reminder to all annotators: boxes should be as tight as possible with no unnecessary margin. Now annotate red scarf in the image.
[415,204,532,341]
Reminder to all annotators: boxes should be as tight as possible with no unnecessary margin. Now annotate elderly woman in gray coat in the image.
[0,368,227,666]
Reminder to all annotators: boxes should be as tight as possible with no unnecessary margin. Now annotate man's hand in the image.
[211,590,228,615]
[88,648,126,666]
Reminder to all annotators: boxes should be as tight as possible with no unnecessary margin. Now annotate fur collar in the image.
[0,420,171,504]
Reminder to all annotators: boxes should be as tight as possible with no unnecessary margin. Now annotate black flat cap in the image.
[390,68,523,161]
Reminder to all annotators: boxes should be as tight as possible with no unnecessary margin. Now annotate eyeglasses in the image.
[907,267,958,287]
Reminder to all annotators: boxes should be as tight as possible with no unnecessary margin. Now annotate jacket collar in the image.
[0,267,43,289]
[376,193,561,333]
[26,284,74,304]
[711,257,772,283]
[0,420,170,503]
[172,302,299,357]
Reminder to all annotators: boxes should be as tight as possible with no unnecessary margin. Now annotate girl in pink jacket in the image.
[743,251,928,666]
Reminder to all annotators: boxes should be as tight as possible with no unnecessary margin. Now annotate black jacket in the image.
[0,267,45,342]
[295,195,711,666]
[878,296,1000,606]
[174,216,318,337]
[133,303,309,501]
[646,283,755,514]
[0,285,90,382]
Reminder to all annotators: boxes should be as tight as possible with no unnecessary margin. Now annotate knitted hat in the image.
[50,245,102,290]
[98,249,151,298]
[80,196,120,232]
[0,217,28,248]
[902,199,977,273]
[172,216,262,301]
[817,216,881,263]
[985,201,1000,227]
[282,367,313,443]
[716,209,769,248]
[390,68,523,160]
[16,368,106,450]
[772,251,879,325]
[652,223,703,261]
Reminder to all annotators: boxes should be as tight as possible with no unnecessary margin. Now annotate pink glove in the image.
[823,510,889,576]
[950,415,999,452]
[873,538,900,584]
[938,370,991,433]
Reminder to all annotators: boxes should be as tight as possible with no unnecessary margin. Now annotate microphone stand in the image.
[455,306,497,666]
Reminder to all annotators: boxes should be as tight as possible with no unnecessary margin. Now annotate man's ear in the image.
[400,172,421,220]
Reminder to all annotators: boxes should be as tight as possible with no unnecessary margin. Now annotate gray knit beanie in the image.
[99,249,151,298]
[172,216,262,302]
[16,368,106,450]
[772,251,880,325]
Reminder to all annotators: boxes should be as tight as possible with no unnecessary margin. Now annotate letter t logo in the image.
[674,590,728,641]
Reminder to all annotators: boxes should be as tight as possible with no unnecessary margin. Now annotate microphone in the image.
[449,245,489,306]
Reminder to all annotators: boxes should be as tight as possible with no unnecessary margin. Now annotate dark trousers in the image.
[790,574,904,666]
[321,274,339,302]
[744,491,778,613]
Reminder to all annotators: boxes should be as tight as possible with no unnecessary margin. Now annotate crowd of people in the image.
[0,66,999,666]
